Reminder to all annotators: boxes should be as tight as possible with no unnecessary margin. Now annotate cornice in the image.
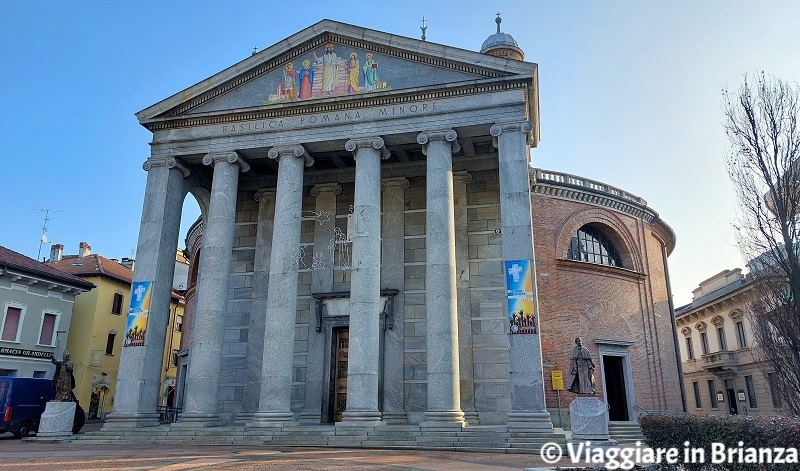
[554,258,646,282]
[1,269,90,295]
[531,168,659,223]
[142,80,529,132]
[675,282,755,324]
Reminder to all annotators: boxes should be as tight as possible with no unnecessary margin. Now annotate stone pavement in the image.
[0,439,554,470]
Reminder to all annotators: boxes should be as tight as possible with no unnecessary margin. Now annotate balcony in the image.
[701,351,739,375]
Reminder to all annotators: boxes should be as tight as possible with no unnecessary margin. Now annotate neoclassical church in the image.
[101,19,683,447]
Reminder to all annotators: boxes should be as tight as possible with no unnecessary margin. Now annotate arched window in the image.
[567,225,623,267]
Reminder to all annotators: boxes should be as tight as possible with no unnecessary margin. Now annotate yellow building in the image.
[47,243,183,419]
[676,268,784,416]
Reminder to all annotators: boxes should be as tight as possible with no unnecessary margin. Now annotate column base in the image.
[507,410,554,433]
[380,412,408,425]
[102,412,161,429]
[339,410,382,427]
[421,410,466,429]
[235,412,256,424]
[248,411,295,427]
[299,412,322,424]
[463,410,479,426]
[173,412,220,428]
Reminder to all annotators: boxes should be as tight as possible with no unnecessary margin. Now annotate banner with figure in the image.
[505,260,537,334]
[124,281,152,347]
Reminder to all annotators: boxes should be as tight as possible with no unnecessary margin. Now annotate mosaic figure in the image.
[347,52,360,94]
[282,63,297,100]
[363,52,378,91]
[313,42,342,94]
[298,59,314,100]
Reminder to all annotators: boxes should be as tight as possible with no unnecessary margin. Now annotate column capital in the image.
[142,157,191,177]
[268,145,314,167]
[452,171,473,184]
[490,121,533,148]
[202,152,251,173]
[417,130,461,154]
[345,137,391,160]
[254,188,276,202]
[489,121,533,136]
[381,177,410,191]
[310,183,342,197]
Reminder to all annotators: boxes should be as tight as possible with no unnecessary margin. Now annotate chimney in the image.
[120,257,135,271]
[78,242,92,258]
[49,244,64,262]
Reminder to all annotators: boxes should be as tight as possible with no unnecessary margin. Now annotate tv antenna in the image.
[34,208,62,261]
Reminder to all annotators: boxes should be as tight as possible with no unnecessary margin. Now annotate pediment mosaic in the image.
[174,37,506,117]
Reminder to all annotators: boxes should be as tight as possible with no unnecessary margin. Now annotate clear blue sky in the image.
[2,1,799,305]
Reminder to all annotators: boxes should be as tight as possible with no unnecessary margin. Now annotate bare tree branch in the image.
[725,72,800,415]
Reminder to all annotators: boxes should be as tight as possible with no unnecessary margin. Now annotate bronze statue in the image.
[568,337,596,395]
[51,350,76,401]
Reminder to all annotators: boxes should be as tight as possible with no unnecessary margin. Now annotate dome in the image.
[480,15,524,61]
[481,32,519,51]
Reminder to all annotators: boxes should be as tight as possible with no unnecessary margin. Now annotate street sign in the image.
[551,370,564,390]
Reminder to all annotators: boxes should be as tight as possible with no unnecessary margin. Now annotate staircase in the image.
[76,423,567,453]
[608,421,646,445]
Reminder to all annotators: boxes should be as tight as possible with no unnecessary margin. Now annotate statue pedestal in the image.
[37,401,76,437]
[568,397,617,449]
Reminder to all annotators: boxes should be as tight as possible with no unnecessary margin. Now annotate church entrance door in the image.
[602,355,629,421]
[331,327,349,422]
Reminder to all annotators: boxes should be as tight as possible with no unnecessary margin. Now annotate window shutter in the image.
[39,313,56,345]
[1,307,21,341]
[112,293,124,314]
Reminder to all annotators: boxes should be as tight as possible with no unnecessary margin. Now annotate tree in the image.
[725,72,800,415]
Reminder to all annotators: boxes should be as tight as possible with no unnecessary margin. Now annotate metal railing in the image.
[157,406,182,424]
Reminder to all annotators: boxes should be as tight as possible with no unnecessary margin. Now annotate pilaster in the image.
[453,171,477,425]
[380,177,410,424]
[301,183,341,423]
[238,189,276,422]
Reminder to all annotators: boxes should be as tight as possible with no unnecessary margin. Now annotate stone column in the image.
[418,130,465,428]
[252,145,313,425]
[340,137,388,426]
[238,189,276,421]
[105,157,189,429]
[490,121,553,432]
[300,183,341,423]
[380,177,409,424]
[179,152,249,427]
[453,171,478,425]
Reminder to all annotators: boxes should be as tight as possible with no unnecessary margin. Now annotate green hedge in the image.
[640,414,800,470]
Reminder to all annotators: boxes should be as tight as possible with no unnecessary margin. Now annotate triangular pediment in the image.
[137,20,537,127]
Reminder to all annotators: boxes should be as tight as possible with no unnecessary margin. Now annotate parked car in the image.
[0,377,85,438]
[0,377,54,437]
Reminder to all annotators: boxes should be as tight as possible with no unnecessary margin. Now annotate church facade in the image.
[104,20,682,443]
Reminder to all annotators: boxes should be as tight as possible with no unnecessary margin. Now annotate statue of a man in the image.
[51,350,76,402]
[568,337,596,395]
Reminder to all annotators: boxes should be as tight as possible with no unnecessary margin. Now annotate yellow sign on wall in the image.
[551,370,564,391]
